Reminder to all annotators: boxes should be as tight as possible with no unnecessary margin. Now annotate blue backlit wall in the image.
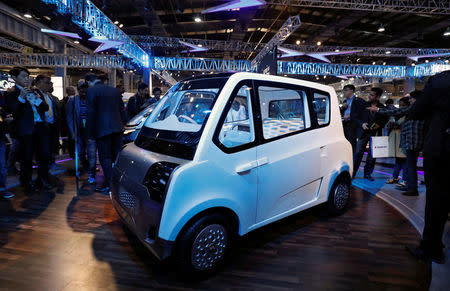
[41,0,149,66]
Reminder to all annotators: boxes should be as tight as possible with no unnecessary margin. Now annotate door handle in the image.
[235,161,258,174]
[257,157,268,166]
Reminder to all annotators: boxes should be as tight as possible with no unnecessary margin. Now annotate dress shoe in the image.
[402,189,419,196]
[396,185,408,191]
[406,244,446,264]
[1,191,14,199]
[95,186,111,193]
[364,175,375,181]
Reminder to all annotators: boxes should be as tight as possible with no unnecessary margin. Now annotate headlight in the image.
[143,162,179,203]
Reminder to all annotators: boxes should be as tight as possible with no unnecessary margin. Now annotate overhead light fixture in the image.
[296,40,301,45]
[316,41,322,46]
[445,60,449,63]
[119,24,124,28]
[443,27,450,37]
[114,20,119,25]
[24,12,32,18]
[378,24,385,32]
[372,61,376,65]
[425,60,429,63]
[43,16,51,21]
[386,51,391,54]
[412,63,416,66]
[194,17,202,23]
[74,40,79,44]
[383,62,386,65]
[198,44,203,47]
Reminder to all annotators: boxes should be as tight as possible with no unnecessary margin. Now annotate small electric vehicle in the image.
[111,73,353,274]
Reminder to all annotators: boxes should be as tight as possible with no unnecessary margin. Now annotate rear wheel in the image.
[174,213,233,276]
[327,176,351,215]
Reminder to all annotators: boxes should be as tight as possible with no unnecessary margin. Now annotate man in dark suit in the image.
[341,84,366,156]
[5,67,52,193]
[405,70,450,264]
[34,75,61,169]
[127,82,149,119]
[352,87,388,180]
[86,74,127,193]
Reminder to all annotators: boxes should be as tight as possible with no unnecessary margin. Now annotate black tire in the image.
[327,176,351,216]
[174,213,233,276]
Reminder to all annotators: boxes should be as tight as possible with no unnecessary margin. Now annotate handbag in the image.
[371,136,390,158]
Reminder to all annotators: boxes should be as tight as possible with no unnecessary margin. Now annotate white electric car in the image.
[111,72,353,274]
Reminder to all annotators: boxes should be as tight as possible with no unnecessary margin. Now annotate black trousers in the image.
[343,121,357,154]
[97,132,123,187]
[421,154,450,253]
[353,133,376,178]
[48,124,59,164]
[18,123,51,185]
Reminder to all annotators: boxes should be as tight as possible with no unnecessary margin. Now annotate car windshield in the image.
[135,77,229,160]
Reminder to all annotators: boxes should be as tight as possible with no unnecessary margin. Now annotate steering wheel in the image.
[178,114,197,124]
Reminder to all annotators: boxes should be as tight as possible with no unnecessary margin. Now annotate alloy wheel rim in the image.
[191,224,227,271]
[334,183,349,210]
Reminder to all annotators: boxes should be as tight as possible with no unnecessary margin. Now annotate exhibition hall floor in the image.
[0,166,434,290]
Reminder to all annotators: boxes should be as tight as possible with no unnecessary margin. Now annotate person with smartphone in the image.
[5,67,52,194]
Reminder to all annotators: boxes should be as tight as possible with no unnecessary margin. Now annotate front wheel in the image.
[327,177,351,215]
[174,214,232,275]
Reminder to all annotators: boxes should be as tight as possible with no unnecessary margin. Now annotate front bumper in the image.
[111,167,174,260]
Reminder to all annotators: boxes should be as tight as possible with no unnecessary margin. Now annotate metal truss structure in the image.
[410,60,450,77]
[150,56,449,78]
[279,61,407,77]
[40,0,148,66]
[0,53,130,69]
[0,36,24,53]
[133,35,450,58]
[251,15,302,68]
[132,35,263,52]
[151,57,254,73]
[265,0,450,15]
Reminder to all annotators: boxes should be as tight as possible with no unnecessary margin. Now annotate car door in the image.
[212,81,259,227]
[254,81,322,224]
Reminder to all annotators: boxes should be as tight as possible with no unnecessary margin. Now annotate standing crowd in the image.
[0,67,161,198]
[341,71,450,264]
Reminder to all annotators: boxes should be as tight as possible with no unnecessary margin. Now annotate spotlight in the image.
[114,20,119,25]
[445,60,449,63]
[316,41,322,46]
[194,17,202,23]
[378,24,385,32]
[425,60,429,63]
[386,51,391,54]
[372,61,376,65]
[74,40,79,44]
[119,24,124,28]
[443,27,450,37]
[24,12,32,18]
[335,49,340,52]
[296,40,301,45]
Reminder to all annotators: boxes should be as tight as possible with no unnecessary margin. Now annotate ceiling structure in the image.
[1,0,450,84]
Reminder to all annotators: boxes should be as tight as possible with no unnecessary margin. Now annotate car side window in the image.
[313,91,330,126]
[218,85,255,148]
[258,85,311,140]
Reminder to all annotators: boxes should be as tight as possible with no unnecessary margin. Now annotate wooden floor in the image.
[0,172,432,290]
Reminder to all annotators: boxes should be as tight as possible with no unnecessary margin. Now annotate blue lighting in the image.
[41,0,149,66]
